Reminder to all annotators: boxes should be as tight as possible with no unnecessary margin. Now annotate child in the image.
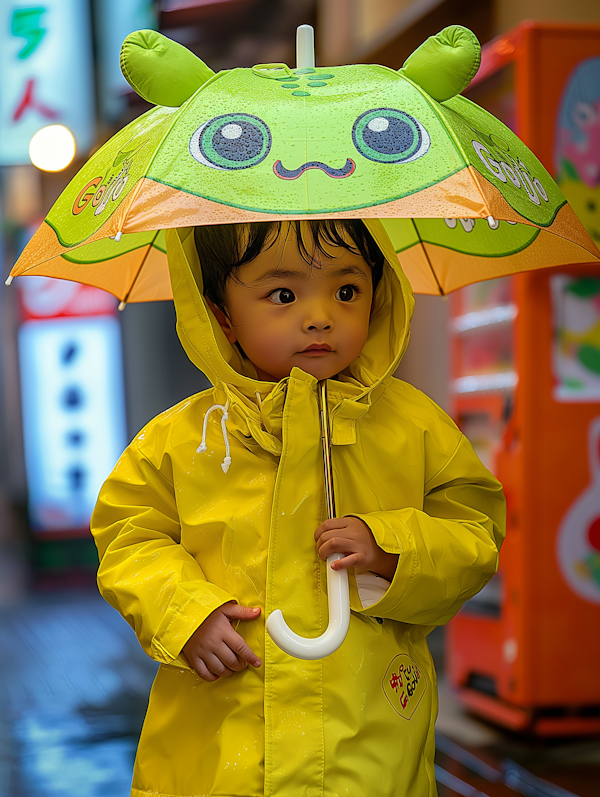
[91,218,505,797]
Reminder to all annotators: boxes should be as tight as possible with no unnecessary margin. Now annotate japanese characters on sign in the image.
[0,1,95,165]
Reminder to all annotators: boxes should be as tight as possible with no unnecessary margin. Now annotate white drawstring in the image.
[197,401,232,473]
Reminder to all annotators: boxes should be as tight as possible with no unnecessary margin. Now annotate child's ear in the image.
[205,297,237,344]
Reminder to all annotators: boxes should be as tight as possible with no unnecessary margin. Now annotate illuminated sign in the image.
[0,0,95,165]
[18,313,127,532]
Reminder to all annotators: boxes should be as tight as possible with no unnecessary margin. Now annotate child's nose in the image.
[303,309,333,332]
[306,320,331,331]
[302,297,334,332]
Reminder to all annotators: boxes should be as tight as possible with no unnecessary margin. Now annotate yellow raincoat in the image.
[91,219,505,797]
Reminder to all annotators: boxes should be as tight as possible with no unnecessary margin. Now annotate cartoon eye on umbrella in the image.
[7,24,600,660]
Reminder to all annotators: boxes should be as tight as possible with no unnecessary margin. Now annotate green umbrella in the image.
[7,25,599,302]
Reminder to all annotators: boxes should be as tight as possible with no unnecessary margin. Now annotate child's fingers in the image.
[224,628,262,668]
[221,603,261,623]
[203,652,235,678]
[215,641,249,672]
[316,530,355,554]
[314,517,348,541]
[317,535,359,561]
[193,657,220,682]
[330,552,361,571]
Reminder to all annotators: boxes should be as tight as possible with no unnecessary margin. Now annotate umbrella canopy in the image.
[7,25,600,300]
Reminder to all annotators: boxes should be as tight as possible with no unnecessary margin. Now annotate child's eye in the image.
[269,288,296,304]
[336,284,360,302]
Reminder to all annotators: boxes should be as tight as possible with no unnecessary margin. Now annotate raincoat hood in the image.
[165,219,414,399]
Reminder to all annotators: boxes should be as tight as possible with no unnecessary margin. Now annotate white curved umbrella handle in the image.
[266,552,350,660]
[267,381,350,660]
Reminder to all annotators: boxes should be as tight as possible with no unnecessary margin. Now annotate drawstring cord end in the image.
[197,400,231,473]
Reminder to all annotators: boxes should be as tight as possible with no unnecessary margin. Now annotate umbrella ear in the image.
[399,25,480,102]
[121,29,215,107]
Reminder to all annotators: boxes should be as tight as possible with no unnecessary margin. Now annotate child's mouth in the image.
[301,344,333,355]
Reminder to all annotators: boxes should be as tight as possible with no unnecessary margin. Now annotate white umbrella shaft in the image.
[266,380,351,660]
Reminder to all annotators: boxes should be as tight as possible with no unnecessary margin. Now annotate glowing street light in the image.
[29,125,76,172]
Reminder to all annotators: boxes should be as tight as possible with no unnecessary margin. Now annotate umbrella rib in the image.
[119,231,161,307]
[417,223,445,297]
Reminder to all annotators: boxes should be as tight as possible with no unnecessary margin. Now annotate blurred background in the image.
[1,1,600,795]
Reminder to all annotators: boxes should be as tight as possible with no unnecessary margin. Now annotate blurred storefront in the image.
[0,0,159,586]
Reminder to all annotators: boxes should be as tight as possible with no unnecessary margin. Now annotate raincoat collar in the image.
[165,220,415,451]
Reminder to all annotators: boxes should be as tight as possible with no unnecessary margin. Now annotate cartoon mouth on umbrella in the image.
[6,24,600,660]
[273,159,356,179]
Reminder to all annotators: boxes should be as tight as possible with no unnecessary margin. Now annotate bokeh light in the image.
[29,125,76,172]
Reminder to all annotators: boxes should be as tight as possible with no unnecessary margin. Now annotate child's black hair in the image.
[193,220,384,314]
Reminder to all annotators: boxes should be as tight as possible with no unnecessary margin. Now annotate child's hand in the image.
[183,602,262,682]
[315,516,399,581]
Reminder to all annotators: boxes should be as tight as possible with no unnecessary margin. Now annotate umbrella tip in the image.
[111,231,123,242]
[118,300,127,312]
[4,275,13,286]
[296,25,315,69]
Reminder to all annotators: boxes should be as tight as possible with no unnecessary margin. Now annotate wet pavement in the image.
[434,731,600,797]
[0,589,157,797]
[435,669,600,797]
[0,589,598,796]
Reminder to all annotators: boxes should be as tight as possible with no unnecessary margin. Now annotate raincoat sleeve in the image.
[91,425,236,669]
[351,429,506,626]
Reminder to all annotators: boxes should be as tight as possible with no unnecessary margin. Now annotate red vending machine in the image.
[446,22,600,735]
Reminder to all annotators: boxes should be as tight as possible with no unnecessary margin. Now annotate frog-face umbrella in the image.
[9,25,600,662]
[7,25,599,301]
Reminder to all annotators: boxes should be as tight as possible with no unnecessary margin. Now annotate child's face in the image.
[209,224,375,382]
